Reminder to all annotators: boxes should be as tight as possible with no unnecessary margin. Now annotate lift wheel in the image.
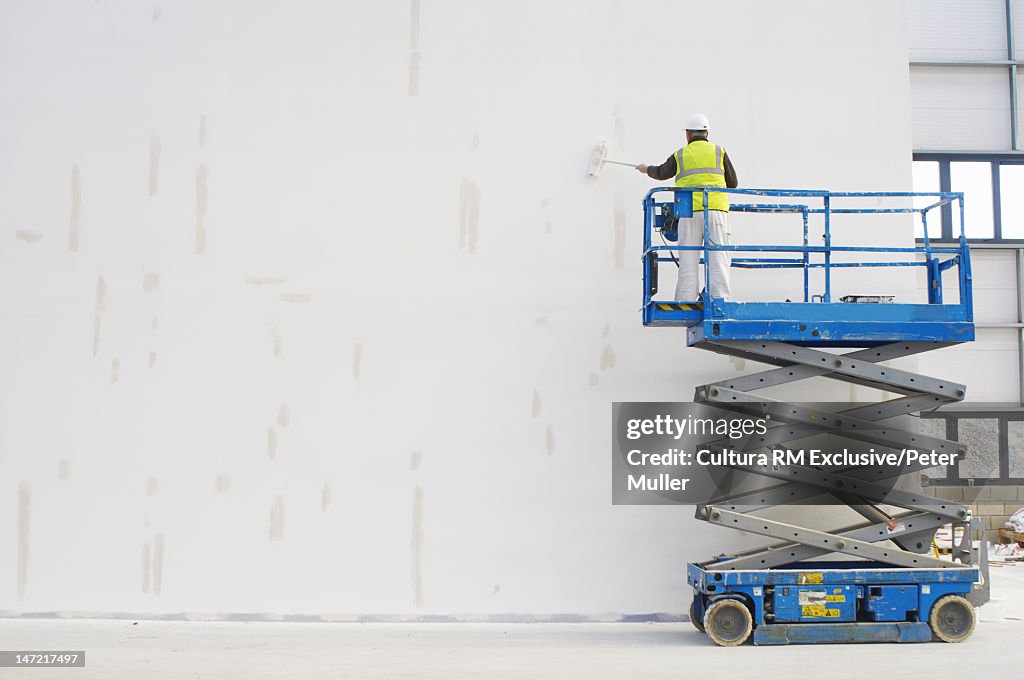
[703,599,753,647]
[929,595,977,643]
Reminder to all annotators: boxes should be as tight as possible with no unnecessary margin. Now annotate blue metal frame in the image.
[642,188,974,347]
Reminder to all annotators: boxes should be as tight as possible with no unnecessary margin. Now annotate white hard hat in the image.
[685,113,710,132]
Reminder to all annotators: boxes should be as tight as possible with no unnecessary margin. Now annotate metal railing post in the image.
[823,195,832,302]
[802,208,810,302]
[704,189,711,303]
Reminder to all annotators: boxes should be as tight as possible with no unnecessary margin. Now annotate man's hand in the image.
[635,164,649,174]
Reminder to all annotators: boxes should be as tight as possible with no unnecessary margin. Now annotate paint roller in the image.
[587,141,638,178]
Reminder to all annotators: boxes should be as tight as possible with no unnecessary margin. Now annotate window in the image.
[912,160,941,239]
[950,162,995,239]
[1001,164,1024,237]
[923,412,1024,486]
[912,154,1024,241]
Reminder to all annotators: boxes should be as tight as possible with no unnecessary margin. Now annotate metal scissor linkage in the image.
[701,507,952,569]
[697,340,965,399]
[690,339,986,600]
[696,511,948,571]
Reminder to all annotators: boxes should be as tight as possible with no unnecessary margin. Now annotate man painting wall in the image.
[637,113,738,301]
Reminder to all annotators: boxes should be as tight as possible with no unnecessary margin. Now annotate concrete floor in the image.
[3,566,1022,680]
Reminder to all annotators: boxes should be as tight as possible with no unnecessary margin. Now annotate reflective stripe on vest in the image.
[675,141,729,212]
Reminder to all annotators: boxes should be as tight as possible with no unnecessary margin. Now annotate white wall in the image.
[907,0,1014,150]
[0,0,917,616]
[916,248,1022,403]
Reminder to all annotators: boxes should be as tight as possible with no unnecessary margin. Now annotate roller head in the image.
[588,141,608,177]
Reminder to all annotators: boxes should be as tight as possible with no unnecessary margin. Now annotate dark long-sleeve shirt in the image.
[646,144,738,188]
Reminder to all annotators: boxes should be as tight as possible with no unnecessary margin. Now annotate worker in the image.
[636,113,738,301]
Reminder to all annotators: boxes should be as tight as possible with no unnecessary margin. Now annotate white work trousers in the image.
[675,210,732,301]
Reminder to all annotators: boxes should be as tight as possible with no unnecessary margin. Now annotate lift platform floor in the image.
[643,300,973,347]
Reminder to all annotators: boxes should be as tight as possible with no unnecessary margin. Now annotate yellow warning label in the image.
[798,572,824,585]
[656,303,702,311]
[801,605,841,618]
[825,595,846,603]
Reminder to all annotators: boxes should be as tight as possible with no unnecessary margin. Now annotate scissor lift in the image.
[642,188,988,646]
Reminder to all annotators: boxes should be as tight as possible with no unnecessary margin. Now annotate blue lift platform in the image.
[642,188,987,646]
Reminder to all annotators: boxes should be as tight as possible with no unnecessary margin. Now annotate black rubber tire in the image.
[689,599,705,632]
[703,599,753,647]
[928,595,976,643]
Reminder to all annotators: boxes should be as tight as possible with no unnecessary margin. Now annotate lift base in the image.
[688,561,979,646]
[752,621,932,645]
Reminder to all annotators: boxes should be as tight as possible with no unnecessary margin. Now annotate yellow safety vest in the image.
[675,140,729,212]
